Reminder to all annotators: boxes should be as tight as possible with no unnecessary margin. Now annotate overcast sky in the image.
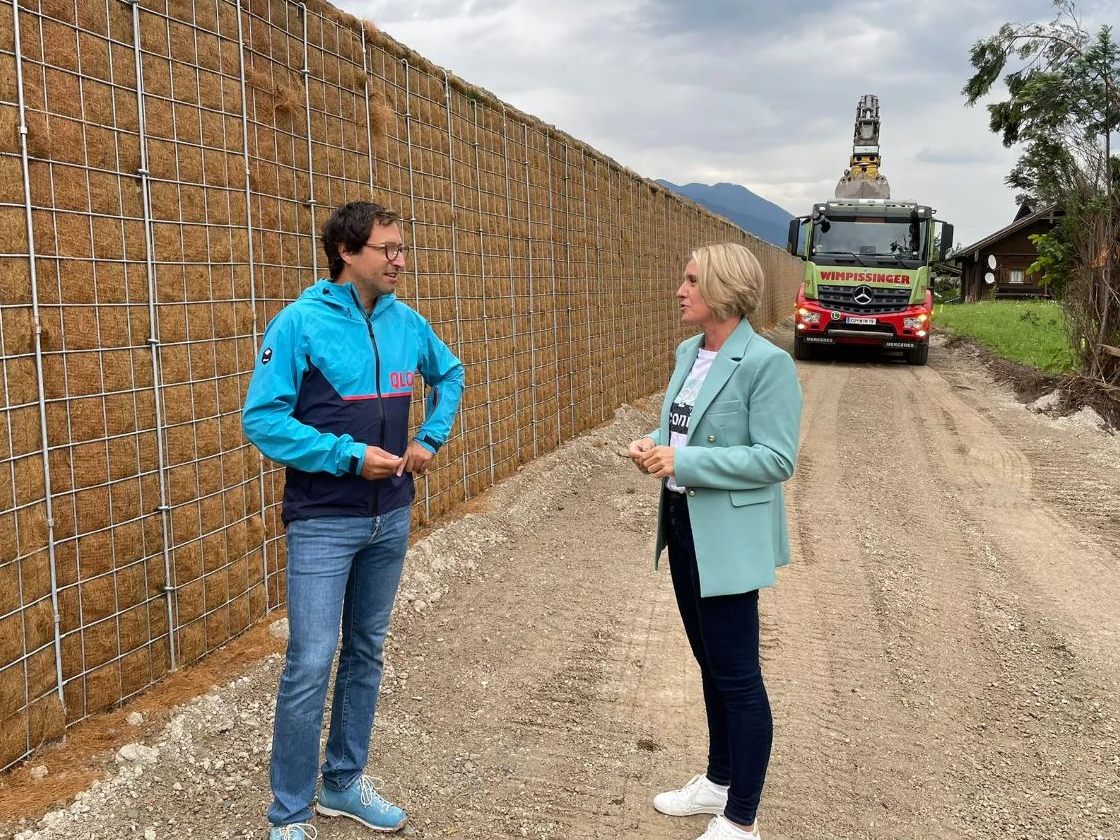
[335,0,1114,248]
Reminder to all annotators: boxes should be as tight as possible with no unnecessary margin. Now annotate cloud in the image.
[337,0,1103,245]
[364,0,518,23]
[914,147,1006,166]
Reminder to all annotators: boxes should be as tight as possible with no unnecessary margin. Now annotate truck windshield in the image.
[812,218,924,263]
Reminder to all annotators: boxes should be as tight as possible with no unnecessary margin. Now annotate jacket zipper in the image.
[350,286,385,515]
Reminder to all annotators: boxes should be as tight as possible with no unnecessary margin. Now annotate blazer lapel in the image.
[686,319,757,442]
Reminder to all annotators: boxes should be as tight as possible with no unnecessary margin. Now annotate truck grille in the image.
[817,284,913,314]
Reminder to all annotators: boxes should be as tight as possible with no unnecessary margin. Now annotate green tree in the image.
[963,0,1120,385]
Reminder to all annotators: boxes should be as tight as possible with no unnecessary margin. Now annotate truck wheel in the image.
[793,335,812,360]
[905,343,929,366]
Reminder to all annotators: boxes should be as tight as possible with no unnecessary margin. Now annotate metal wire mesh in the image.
[0,0,805,771]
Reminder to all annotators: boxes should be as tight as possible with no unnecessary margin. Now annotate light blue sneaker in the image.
[315,775,407,832]
[268,825,316,840]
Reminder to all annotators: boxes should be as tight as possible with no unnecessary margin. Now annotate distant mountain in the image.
[657,180,793,248]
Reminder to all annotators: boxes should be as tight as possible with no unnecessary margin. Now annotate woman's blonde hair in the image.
[691,242,765,320]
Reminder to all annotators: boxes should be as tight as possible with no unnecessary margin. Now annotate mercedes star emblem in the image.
[853,285,874,306]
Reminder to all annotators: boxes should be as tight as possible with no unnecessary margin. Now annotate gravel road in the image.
[4,326,1118,840]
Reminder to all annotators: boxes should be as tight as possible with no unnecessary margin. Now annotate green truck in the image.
[785,96,954,366]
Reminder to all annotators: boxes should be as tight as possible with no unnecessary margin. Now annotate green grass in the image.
[934,300,1076,375]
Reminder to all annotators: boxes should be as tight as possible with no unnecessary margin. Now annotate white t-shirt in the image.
[666,348,717,493]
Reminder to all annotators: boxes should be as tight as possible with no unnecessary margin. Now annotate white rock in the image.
[29,765,48,780]
[145,830,157,840]
[127,711,144,727]
[1070,406,1107,430]
[269,618,290,641]
[116,743,159,765]
[1028,390,1061,413]
[164,718,187,744]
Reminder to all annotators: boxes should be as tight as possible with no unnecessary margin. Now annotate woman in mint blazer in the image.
[628,243,802,840]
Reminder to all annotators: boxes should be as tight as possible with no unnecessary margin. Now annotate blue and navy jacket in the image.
[242,279,465,522]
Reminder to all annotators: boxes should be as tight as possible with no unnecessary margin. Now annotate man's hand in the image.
[361,446,404,480]
[397,440,435,477]
[639,445,676,479]
[628,437,655,473]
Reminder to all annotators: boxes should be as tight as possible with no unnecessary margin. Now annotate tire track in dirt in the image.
[920,368,1120,670]
[932,353,1120,565]
[909,357,1120,838]
[765,357,978,839]
[764,338,1119,840]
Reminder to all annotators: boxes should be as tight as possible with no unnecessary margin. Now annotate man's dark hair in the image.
[321,201,400,279]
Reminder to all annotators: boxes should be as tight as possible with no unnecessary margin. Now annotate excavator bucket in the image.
[834,94,890,200]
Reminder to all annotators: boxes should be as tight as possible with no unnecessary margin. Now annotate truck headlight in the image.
[797,308,821,325]
[904,317,922,329]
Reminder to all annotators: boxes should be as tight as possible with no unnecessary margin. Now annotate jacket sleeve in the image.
[414,318,465,453]
[241,309,367,475]
[673,351,802,490]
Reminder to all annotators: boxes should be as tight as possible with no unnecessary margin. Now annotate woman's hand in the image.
[627,437,655,473]
[639,446,675,479]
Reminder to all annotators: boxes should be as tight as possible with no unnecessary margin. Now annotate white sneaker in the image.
[697,815,761,840]
[652,773,728,816]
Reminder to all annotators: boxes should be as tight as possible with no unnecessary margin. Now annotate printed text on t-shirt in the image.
[669,404,692,436]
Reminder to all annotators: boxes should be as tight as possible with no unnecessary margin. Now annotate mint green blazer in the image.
[650,319,803,596]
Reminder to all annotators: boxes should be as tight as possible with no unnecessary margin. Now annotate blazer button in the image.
[707,434,716,443]
[688,490,696,497]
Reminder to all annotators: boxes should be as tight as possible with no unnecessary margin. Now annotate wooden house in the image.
[951,203,1062,301]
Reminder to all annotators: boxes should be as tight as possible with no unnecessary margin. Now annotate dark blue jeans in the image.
[663,489,773,826]
[268,507,411,826]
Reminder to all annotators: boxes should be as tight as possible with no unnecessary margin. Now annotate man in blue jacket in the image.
[243,201,464,840]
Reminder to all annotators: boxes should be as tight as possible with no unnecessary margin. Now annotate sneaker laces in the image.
[675,773,720,804]
[682,773,708,796]
[277,825,316,840]
[357,775,389,809]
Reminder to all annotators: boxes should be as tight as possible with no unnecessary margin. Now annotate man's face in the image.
[339,222,406,298]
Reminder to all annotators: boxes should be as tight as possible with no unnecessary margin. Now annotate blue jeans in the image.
[663,489,772,826]
[268,507,411,826]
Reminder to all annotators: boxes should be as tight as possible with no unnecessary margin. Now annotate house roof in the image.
[951,204,1061,264]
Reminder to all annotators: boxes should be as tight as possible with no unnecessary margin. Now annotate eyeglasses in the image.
[363,242,410,260]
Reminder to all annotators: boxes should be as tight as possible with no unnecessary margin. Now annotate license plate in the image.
[845,316,876,325]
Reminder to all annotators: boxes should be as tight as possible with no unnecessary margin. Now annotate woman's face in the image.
[677,258,715,326]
